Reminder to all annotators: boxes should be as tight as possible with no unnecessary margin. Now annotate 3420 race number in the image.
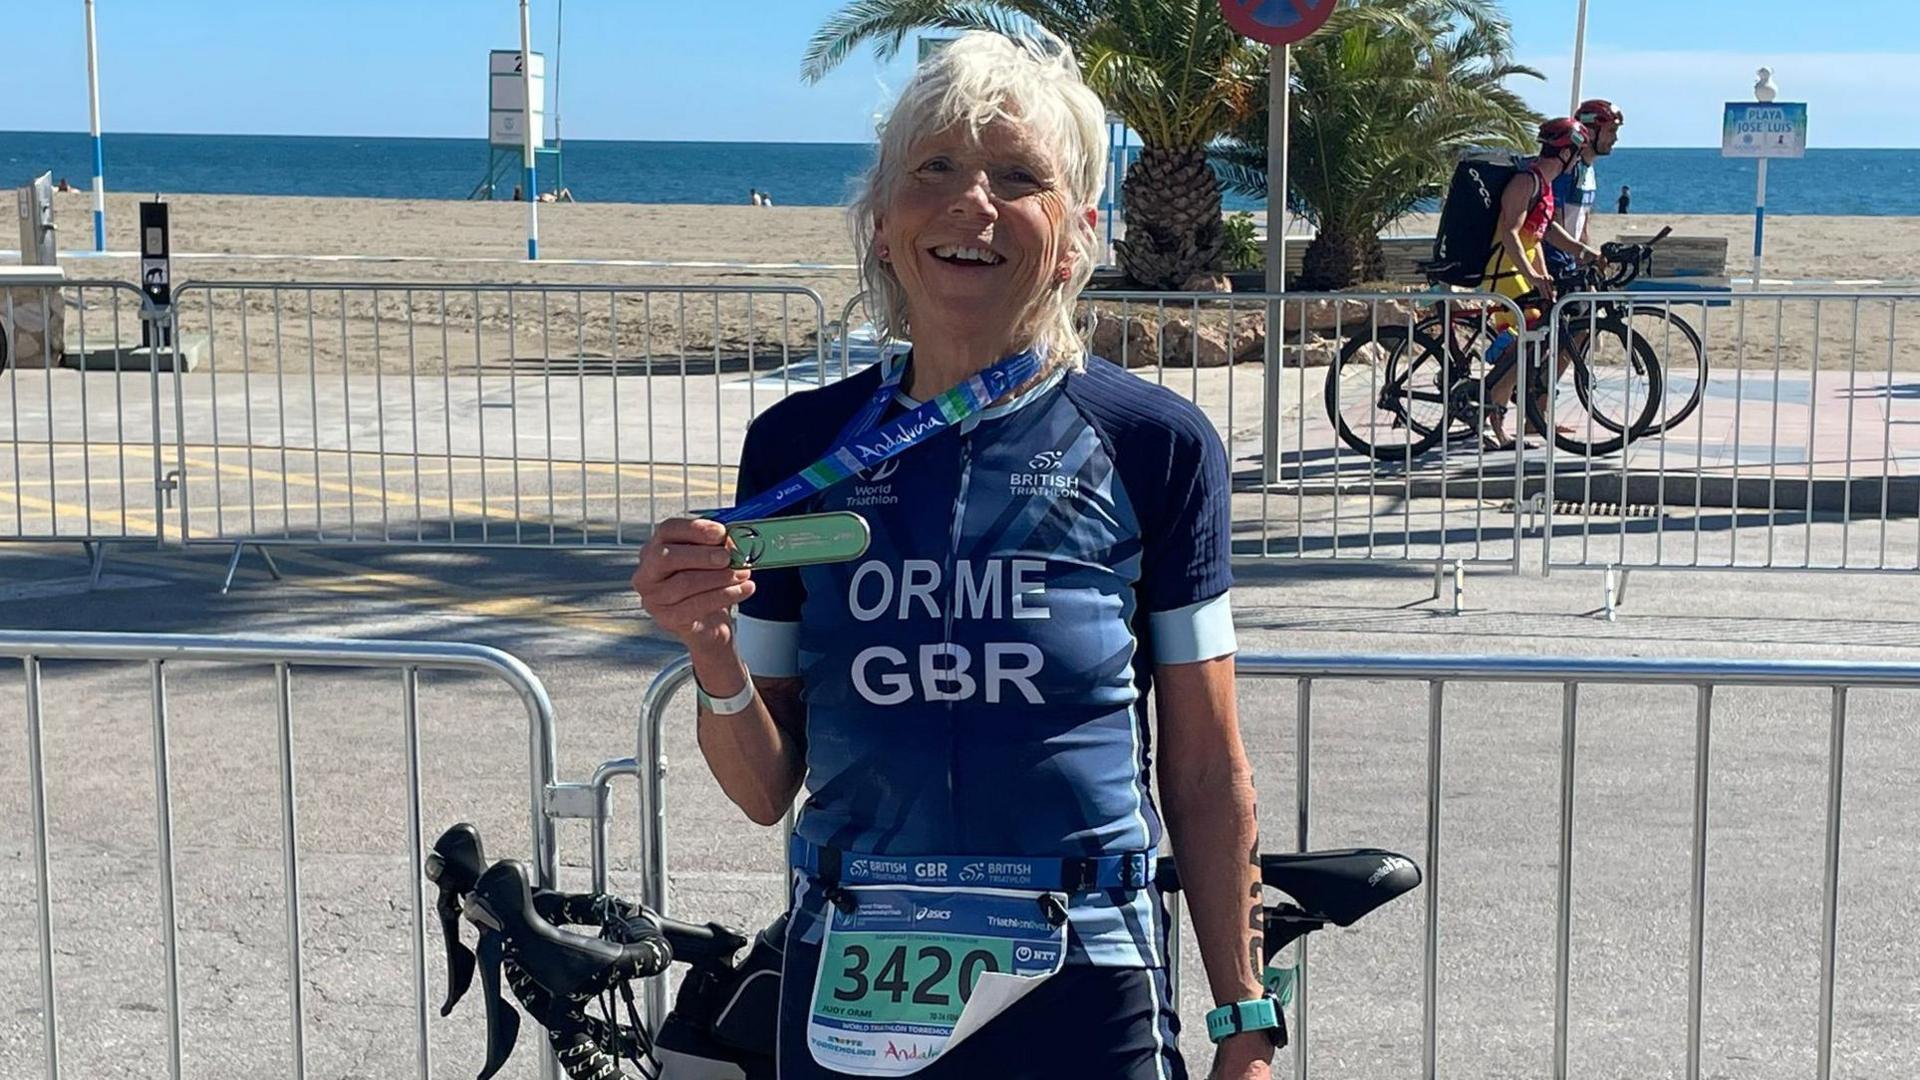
[832,943,999,1006]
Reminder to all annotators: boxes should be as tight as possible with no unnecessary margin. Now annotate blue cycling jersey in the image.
[734,352,1235,967]
[1546,160,1598,276]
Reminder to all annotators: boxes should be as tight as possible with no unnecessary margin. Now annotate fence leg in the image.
[220,544,246,594]
[1450,559,1466,616]
[1431,559,1445,602]
[219,543,285,594]
[85,541,109,589]
[1603,565,1627,622]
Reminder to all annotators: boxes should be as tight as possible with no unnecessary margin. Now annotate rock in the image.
[1283,297,1420,335]
[1180,271,1233,294]
[1231,323,1265,365]
[1289,335,1341,368]
[1086,310,1160,368]
[1159,318,1232,368]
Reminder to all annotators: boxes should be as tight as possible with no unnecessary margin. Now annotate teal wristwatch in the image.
[1205,995,1285,1045]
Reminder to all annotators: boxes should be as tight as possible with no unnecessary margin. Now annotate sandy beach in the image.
[26,191,1920,375]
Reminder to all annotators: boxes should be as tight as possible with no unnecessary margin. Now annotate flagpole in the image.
[85,0,106,251]
[1568,0,1590,111]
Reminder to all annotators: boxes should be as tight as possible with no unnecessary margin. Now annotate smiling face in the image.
[874,116,1082,353]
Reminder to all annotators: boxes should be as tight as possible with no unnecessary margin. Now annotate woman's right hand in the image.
[631,518,755,653]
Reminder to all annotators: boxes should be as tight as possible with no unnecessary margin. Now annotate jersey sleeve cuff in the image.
[1148,592,1236,665]
[735,614,801,678]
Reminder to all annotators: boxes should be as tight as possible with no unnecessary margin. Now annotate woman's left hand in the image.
[1209,1033,1275,1079]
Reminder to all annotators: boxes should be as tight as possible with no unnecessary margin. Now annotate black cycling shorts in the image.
[774,932,1188,1079]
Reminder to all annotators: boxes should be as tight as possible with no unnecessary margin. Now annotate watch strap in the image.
[1205,996,1281,1044]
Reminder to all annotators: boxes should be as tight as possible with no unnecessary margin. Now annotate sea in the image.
[5,130,1920,216]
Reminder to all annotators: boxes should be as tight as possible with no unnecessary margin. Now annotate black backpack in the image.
[1429,154,1527,287]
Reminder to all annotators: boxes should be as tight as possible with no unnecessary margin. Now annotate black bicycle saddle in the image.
[1157,848,1421,927]
[466,859,674,999]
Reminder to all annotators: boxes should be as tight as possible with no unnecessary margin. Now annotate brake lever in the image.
[425,824,490,1015]
[435,886,477,1015]
[474,931,522,1080]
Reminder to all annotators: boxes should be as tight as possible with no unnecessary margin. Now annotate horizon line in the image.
[5,128,1916,153]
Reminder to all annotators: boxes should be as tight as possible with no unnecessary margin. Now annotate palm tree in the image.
[1217,0,1542,290]
[801,1,1265,290]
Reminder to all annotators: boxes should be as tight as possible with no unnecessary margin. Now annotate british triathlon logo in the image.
[1011,447,1079,498]
[848,457,899,508]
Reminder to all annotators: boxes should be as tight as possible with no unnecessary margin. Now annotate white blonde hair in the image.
[849,31,1107,369]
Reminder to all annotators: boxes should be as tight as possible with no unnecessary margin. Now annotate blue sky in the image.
[3,0,1915,147]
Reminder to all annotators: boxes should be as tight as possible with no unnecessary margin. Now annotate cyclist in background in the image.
[1481,117,1603,448]
[1544,100,1625,283]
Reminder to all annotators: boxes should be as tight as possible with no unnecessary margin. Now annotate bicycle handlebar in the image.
[427,822,749,1080]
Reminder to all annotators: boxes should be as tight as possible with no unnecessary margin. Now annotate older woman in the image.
[633,33,1269,1080]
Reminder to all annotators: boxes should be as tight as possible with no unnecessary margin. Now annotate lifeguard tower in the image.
[470,49,565,200]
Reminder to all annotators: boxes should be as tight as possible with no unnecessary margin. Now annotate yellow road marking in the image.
[11,441,738,491]
[262,548,642,638]
[10,441,733,500]
[0,486,158,535]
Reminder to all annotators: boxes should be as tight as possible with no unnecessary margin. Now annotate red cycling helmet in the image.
[1575,99,1624,127]
[1537,117,1592,150]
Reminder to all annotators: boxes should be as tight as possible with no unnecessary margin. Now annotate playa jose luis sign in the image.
[1218,0,1336,45]
[1722,102,1808,159]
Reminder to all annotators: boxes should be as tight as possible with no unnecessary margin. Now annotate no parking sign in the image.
[1218,0,1337,45]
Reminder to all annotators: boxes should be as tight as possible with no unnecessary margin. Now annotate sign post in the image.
[1220,0,1336,484]
[1568,0,1590,111]
[84,0,106,252]
[519,0,539,260]
[1722,73,1806,290]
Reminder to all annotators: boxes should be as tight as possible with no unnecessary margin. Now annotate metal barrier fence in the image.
[835,289,1539,582]
[1544,291,1920,594]
[163,281,832,576]
[0,630,563,1080]
[9,278,1919,610]
[631,649,1920,1079]
[0,280,173,577]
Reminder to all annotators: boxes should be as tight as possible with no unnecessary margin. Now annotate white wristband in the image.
[696,663,756,715]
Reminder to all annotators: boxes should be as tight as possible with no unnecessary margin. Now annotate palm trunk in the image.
[1297,225,1386,291]
[1114,145,1226,290]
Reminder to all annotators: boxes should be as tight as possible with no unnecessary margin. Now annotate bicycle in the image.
[1562,228,1707,437]
[426,822,1422,1080]
[1325,227,1689,461]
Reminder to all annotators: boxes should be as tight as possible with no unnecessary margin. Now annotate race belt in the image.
[791,836,1154,893]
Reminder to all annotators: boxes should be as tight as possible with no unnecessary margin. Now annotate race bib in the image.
[806,886,1068,1075]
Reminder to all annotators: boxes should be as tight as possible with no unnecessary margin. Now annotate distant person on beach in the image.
[750,188,763,206]
[511,185,523,201]
[1544,98,1623,284]
[760,191,774,207]
[55,177,75,193]
[1618,185,1631,214]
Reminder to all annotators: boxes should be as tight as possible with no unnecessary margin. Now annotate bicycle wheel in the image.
[1324,325,1449,461]
[1563,307,1704,437]
[1604,306,1706,434]
[1526,330,1665,458]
